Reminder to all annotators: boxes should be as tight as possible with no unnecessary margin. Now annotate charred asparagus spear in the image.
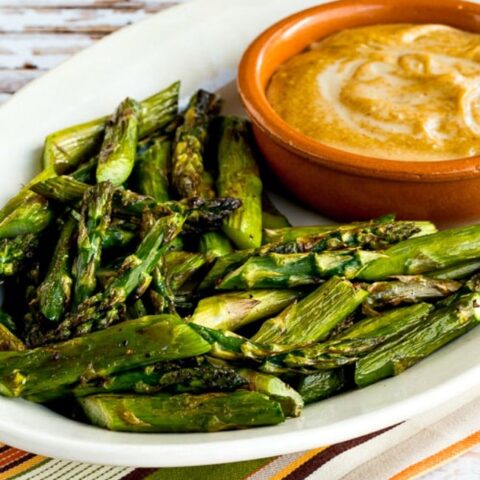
[43,81,180,173]
[198,231,232,257]
[238,369,303,417]
[217,117,262,249]
[0,233,39,278]
[44,213,185,342]
[284,303,433,369]
[164,251,209,291]
[0,315,210,401]
[172,90,219,199]
[200,220,435,290]
[73,357,247,397]
[362,276,462,311]
[358,225,480,280]
[252,277,367,344]
[31,177,242,232]
[134,137,171,202]
[0,324,25,352]
[37,218,76,321]
[355,293,480,387]
[297,370,347,404]
[262,220,436,244]
[80,390,284,432]
[217,250,384,290]
[72,182,114,307]
[427,260,480,280]
[96,98,140,186]
[190,290,301,331]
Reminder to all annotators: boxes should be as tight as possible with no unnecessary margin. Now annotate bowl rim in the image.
[237,0,480,182]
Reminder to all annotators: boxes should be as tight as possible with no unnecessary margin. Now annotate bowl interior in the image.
[240,0,480,179]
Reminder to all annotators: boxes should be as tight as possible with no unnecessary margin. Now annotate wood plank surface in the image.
[0,0,181,104]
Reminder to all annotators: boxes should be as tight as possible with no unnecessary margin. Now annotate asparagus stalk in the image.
[263,220,436,244]
[0,324,26,352]
[43,81,180,173]
[217,117,262,249]
[362,276,461,311]
[355,293,480,387]
[74,357,247,397]
[134,137,171,202]
[103,223,136,249]
[190,290,301,331]
[217,250,384,290]
[96,98,141,186]
[200,220,435,290]
[285,303,433,368]
[164,251,209,291]
[37,218,76,321]
[238,369,303,417]
[45,213,185,342]
[0,195,53,238]
[80,391,284,433]
[198,231,232,257]
[0,234,39,278]
[31,177,242,233]
[0,315,210,401]
[252,277,368,344]
[358,225,480,281]
[73,182,114,307]
[297,370,347,404]
[427,260,480,280]
[172,90,219,199]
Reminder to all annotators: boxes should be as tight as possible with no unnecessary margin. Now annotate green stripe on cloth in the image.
[144,457,276,480]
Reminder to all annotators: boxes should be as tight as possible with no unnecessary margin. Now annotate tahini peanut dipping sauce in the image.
[267,24,480,161]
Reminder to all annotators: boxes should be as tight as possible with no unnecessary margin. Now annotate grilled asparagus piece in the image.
[355,293,480,387]
[164,251,209,291]
[73,182,114,308]
[172,90,219,199]
[74,357,247,397]
[359,225,480,280]
[0,324,25,352]
[427,260,480,280]
[0,315,210,401]
[217,117,262,249]
[37,218,76,321]
[96,98,140,186]
[363,276,462,310]
[200,220,435,290]
[263,220,436,245]
[252,277,367,344]
[284,303,433,368]
[190,290,301,331]
[44,213,185,342]
[0,233,39,278]
[80,390,284,432]
[43,81,180,173]
[218,250,384,290]
[238,369,303,417]
[134,137,171,202]
[199,231,232,257]
[297,370,347,404]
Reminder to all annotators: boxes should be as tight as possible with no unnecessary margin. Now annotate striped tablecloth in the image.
[2,386,480,480]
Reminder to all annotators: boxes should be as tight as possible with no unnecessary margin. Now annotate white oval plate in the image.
[1,0,480,468]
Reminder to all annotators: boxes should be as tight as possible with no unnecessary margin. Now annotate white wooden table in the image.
[0,1,478,477]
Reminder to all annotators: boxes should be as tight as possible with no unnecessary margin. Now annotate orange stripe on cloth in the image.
[1,453,47,479]
[390,430,480,480]
[0,448,30,468]
[269,448,328,480]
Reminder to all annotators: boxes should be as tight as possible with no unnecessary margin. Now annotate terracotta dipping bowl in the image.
[237,0,480,226]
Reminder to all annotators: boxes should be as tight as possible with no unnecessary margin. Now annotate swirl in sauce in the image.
[267,24,480,161]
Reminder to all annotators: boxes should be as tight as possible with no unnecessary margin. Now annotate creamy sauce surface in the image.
[267,24,480,161]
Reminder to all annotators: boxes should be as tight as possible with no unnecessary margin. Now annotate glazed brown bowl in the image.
[237,0,480,226]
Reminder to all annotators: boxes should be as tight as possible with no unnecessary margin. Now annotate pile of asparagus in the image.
[0,81,480,433]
